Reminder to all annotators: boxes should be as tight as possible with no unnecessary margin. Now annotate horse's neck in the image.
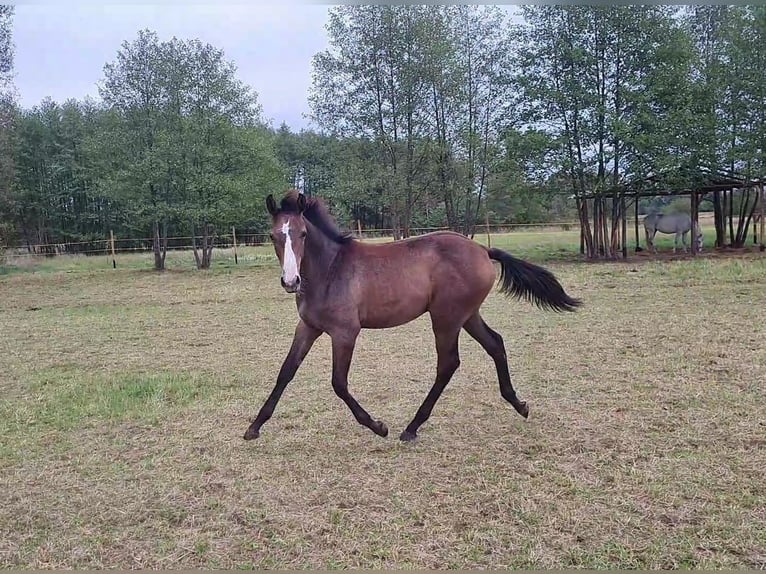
[301,224,342,288]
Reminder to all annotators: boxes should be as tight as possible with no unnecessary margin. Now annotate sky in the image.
[12,4,332,131]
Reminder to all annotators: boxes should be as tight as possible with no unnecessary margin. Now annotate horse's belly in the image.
[358,280,431,329]
[360,296,429,329]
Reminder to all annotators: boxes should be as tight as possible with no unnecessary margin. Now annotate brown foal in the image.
[243,190,581,442]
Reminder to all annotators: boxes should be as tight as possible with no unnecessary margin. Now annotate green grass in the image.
[1,244,279,275]
[0,229,764,569]
[16,369,210,429]
[0,369,212,462]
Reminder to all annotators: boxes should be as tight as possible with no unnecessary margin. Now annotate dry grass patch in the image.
[0,254,764,568]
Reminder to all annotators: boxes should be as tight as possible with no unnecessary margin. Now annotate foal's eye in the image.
[269,233,275,241]
[300,231,307,238]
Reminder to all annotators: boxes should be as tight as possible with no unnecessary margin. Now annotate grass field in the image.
[1,230,765,568]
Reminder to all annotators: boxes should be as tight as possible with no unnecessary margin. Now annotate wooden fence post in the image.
[110,230,116,269]
[485,209,491,248]
[232,226,238,265]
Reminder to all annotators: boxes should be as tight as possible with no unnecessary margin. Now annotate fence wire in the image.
[0,221,609,260]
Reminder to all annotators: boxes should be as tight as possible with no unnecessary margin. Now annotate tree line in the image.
[1,6,764,266]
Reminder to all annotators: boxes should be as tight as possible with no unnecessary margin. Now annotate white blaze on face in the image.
[281,220,300,284]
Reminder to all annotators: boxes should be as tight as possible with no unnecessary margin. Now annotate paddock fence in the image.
[0,211,728,263]
[1,221,582,260]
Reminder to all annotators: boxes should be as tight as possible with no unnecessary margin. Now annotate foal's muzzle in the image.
[281,276,301,293]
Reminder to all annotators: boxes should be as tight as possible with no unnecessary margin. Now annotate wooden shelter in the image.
[579,167,765,259]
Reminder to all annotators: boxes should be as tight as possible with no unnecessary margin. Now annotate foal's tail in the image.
[487,248,582,313]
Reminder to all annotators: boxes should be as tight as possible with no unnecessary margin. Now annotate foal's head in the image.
[266,190,353,293]
[266,192,308,293]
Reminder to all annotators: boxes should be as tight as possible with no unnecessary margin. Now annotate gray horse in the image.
[643,212,704,254]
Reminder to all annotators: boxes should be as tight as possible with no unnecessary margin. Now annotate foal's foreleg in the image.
[330,329,388,438]
[400,323,461,442]
[463,313,529,419]
[243,320,322,440]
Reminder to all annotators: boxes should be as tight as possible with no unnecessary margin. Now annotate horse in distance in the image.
[243,190,582,442]
[644,212,704,254]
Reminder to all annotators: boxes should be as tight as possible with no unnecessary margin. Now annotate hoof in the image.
[516,401,529,419]
[372,420,389,438]
[243,427,260,440]
[399,430,417,442]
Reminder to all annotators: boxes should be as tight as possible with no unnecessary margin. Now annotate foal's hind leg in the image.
[400,317,462,442]
[462,313,529,419]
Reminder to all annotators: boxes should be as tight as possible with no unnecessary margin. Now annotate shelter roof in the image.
[579,165,763,200]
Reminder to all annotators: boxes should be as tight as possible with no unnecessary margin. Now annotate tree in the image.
[486,128,572,224]
[99,30,278,269]
[11,98,107,252]
[517,6,697,258]
[310,6,439,238]
[0,5,11,90]
[165,38,277,269]
[99,30,176,270]
[719,7,766,247]
[443,6,516,237]
[309,6,518,237]
[684,6,732,247]
[273,124,339,198]
[684,7,766,247]
[0,5,15,248]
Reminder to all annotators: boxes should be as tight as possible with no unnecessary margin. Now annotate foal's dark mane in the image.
[279,190,353,245]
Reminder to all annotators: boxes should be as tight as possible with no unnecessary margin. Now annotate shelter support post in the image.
[634,195,640,252]
[621,191,627,259]
[760,184,765,249]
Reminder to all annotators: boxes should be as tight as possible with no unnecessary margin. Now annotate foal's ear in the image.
[296,193,306,213]
[266,194,278,216]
